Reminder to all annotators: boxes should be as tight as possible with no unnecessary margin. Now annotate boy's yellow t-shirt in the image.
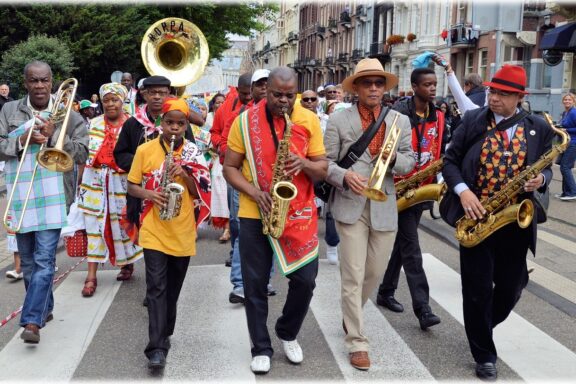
[227,103,325,219]
[127,138,196,256]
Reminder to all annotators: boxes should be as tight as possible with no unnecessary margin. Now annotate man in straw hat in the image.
[442,65,554,381]
[323,58,415,370]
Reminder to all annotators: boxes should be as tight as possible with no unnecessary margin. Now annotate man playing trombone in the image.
[323,58,414,370]
[0,60,88,344]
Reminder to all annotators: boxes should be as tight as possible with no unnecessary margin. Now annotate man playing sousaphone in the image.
[0,60,88,343]
[223,67,327,374]
[323,58,414,370]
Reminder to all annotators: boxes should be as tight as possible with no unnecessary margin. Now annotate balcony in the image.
[263,41,271,52]
[287,31,298,43]
[337,52,349,63]
[324,57,335,66]
[351,49,364,61]
[355,5,368,21]
[315,25,326,34]
[523,0,547,15]
[291,60,303,69]
[339,11,352,28]
[449,24,478,47]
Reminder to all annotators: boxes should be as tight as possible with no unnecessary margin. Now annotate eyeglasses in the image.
[302,97,318,102]
[488,88,517,97]
[357,79,386,88]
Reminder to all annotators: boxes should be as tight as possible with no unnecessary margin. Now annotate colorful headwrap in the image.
[161,97,190,118]
[99,82,128,101]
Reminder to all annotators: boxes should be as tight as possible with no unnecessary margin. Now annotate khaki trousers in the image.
[336,201,395,353]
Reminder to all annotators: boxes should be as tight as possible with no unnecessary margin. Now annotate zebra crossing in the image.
[0,251,575,382]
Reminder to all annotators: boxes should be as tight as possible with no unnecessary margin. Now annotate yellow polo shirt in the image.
[227,104,325,219]
[128,138,196,256]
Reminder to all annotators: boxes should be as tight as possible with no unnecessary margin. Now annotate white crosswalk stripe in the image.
[0,254,575,381]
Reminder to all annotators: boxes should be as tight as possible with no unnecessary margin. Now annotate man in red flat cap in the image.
[442,65,555,381]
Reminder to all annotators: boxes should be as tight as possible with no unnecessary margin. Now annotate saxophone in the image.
[159,135,185,221]
[262,109,298,239]
[396,158,447,212]
[455,113,569,247]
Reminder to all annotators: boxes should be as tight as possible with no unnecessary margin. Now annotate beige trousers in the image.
[336,201,396,353]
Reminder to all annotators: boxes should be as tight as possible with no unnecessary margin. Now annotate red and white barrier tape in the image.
[0,257,86,328]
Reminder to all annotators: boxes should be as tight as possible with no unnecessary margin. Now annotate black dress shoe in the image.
[418,311,441,330]
[148,351,166,370]
[143,297,148,307]
[376,294,404,313]
[225,257,232,267]
[475,362,497,381]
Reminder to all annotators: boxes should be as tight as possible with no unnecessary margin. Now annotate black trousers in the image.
[239,218,319,357]
[143,248,190,358]
[378,204,431,315]
[460,224,530,364]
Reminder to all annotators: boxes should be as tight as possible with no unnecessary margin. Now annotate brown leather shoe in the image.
[20,324,40,344]
[349,351,370,370]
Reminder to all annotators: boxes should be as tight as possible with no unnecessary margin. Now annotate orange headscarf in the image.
[161,97,190,118]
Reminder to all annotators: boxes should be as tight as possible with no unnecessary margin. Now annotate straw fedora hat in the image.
[342,58,398,93]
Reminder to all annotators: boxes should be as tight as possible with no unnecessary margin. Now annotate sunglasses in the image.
[302,97,318,102]
[488,88,516,97]
[357,79,386,88]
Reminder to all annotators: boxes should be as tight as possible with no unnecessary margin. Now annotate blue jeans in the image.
[324,211,340,247]
[560,142,576,196]
[229,187,242,290]
[16,229,61,328]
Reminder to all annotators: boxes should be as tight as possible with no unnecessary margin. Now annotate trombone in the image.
[3,78,78,232]
[362,114,401,201]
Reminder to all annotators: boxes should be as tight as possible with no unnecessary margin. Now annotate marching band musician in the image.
[0,60,88,344]
[223,67,327,374]
[323,58,414,371]
[127,97,211,370]
[442,65,554,381]
[377,68,444,331]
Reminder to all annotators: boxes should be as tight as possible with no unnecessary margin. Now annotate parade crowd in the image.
[0,49,574,382]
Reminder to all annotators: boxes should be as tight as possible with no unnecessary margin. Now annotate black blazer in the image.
[443,107,555,254]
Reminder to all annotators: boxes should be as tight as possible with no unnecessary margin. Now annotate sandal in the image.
[82,278,97,297]
[219,228,231,243]
[116,264,134,281]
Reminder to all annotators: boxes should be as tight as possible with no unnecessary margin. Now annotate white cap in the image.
[317,86,324,92]
[252,69,270,83]
[137,78,147,89]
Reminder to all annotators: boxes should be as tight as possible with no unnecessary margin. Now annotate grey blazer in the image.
[324,105,415,231]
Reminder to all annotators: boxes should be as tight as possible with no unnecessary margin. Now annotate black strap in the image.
[337,106,391,169]
[469,109,529,147]
[265,107,280,150]
[231,97,239,112]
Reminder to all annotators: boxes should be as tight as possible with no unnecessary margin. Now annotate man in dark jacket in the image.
[464,73,486,107]
[442,65,554,381]
[377,68,443,331]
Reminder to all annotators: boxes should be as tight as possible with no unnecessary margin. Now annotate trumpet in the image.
[363,114,400,201]
[3,78,77,231]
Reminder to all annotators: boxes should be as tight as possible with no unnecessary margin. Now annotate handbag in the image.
[64,230,88,257]
[314,106,391,202]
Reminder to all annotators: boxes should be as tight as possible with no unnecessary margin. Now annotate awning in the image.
[540,23,576,52]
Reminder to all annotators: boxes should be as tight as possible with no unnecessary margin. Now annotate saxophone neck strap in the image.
[265,105,281,150]
[338,105,391,169]
[159,135,184,155]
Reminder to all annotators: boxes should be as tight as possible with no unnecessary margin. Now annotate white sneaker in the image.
[280,338,303,364]
[326,245,338,265]
[560,195,576,201]
[5,270,23,280]
[54,265,59,272]
[250,355,270,373]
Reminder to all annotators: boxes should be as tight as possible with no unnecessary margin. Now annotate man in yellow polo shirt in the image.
[224,67,327,374]
[128,98,211,371]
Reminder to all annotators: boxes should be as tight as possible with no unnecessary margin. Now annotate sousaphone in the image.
[141,18,209,88]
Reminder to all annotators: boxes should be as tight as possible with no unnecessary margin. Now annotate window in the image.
[478,49,488,82]
[466,51,474,75]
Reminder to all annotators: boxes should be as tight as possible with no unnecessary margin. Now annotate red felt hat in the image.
[483,65,529,94]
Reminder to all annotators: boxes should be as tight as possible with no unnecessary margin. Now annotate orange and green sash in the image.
[239,100,318,275]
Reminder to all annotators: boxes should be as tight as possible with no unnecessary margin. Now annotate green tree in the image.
[0,3,277,96]
[0,34,76,97]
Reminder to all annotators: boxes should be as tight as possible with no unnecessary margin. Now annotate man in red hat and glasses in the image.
[442,65,554,381]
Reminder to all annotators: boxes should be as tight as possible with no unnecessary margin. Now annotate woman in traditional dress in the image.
[78,83,143,297]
